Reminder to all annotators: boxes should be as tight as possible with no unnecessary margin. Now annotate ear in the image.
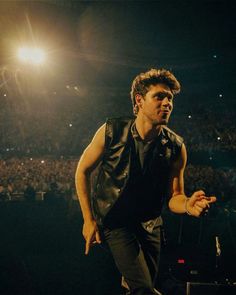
[135,94,143,108]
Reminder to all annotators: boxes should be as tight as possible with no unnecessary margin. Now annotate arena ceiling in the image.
[0,0,236,99]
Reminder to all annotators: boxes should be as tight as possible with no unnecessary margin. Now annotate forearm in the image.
[75,169,94,222]
[168,194,188,214]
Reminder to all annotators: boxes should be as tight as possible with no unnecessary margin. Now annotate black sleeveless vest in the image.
[92,117,183,225]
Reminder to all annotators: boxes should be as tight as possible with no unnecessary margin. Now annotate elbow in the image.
[168,199,175,212]
[75,165,90,180]
[75,160,93,180]
[168,193,179,213]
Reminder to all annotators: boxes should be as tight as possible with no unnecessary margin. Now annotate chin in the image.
[159,118,169,125]
[163,119,169,125]
[152,119,168,126]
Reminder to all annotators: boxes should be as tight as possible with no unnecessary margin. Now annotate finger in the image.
[207,196,217,204]
[192,190,206,200]
[195,201,206,209]
[194,204,204,212]
[193,207,202,217]
[196,190,205,197]
[197,200,210,209]
[95,231,101,244]
[188,190,206,206]
[85,236,92,255]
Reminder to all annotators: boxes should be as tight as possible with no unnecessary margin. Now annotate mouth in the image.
[160,111,170,115]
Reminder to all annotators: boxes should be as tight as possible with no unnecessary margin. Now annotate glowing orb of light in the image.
[18,47,46,65]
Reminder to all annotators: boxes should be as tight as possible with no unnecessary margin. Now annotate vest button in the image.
[148,222,154,227]
[146,221,154,229]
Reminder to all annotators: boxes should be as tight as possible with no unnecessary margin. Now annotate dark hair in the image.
[130,68,181,115]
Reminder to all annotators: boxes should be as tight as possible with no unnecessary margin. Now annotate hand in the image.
[187,190,217,217]
[82,219,101,255]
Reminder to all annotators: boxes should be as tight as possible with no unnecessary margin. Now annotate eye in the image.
[154,93,165,100]
[158,93,166,99]
[162,93,173,101]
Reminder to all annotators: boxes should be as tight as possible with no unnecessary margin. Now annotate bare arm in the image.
[168,143,188,213]
[168,143,216,217]
[75,124,106,254]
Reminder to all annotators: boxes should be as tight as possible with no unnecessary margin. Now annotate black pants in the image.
[102,222,161,295]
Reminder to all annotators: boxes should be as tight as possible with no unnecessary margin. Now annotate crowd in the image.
[184,164,236,208]
[0,157,78,202]
[0,91,235,211]
[0,157,235,210]
[0,93,236,157]
[170,109,236,152]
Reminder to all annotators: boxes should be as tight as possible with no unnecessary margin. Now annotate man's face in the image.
[136,83,174,125]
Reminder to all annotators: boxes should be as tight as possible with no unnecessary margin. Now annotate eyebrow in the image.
[153,91,173,99]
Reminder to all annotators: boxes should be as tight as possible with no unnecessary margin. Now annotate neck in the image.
[135,115,162,142]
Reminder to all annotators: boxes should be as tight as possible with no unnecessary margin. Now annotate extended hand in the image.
[187,190,217,217]
[82,219,101,255]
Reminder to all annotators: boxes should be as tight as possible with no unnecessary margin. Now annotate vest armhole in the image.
[104,119,113,150]
[104,117,135,150]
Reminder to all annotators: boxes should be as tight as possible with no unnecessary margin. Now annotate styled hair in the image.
[130,68,181,115]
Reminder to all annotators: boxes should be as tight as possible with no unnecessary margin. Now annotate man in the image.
[75,69,216,295]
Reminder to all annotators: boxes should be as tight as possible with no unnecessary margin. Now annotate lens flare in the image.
[18,47,46,65]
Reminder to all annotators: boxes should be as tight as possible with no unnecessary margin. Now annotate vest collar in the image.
[131,121,165,143]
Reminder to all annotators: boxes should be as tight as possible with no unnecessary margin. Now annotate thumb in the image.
[206,196,217,204]
[95,231,101,244]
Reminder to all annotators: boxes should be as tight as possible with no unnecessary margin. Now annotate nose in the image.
[162,97,172,107]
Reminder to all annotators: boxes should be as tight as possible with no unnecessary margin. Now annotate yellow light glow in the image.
[18,47,46,65]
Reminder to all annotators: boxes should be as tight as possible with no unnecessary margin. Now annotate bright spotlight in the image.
[18,47,46,65]
[18,47,29,62]
[32,48,45,64]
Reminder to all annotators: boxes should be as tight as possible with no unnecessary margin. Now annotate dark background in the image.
[0,1,235,294]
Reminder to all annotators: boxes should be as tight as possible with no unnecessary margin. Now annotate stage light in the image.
[18,47,46,65]
[32,48,45,64]
[217,136,221,141]
[219,94,223,98]
[3,94,7,97]
[41,160,45,164]
[69,123,73,127]
[213,54,217,58]
[18,47,29,62]
[188,115,192,119]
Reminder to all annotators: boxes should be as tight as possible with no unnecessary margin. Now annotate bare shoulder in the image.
[77,124,106,173]
[90,123,106,147]
[172,143,187,171]
[84,123,106,156]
